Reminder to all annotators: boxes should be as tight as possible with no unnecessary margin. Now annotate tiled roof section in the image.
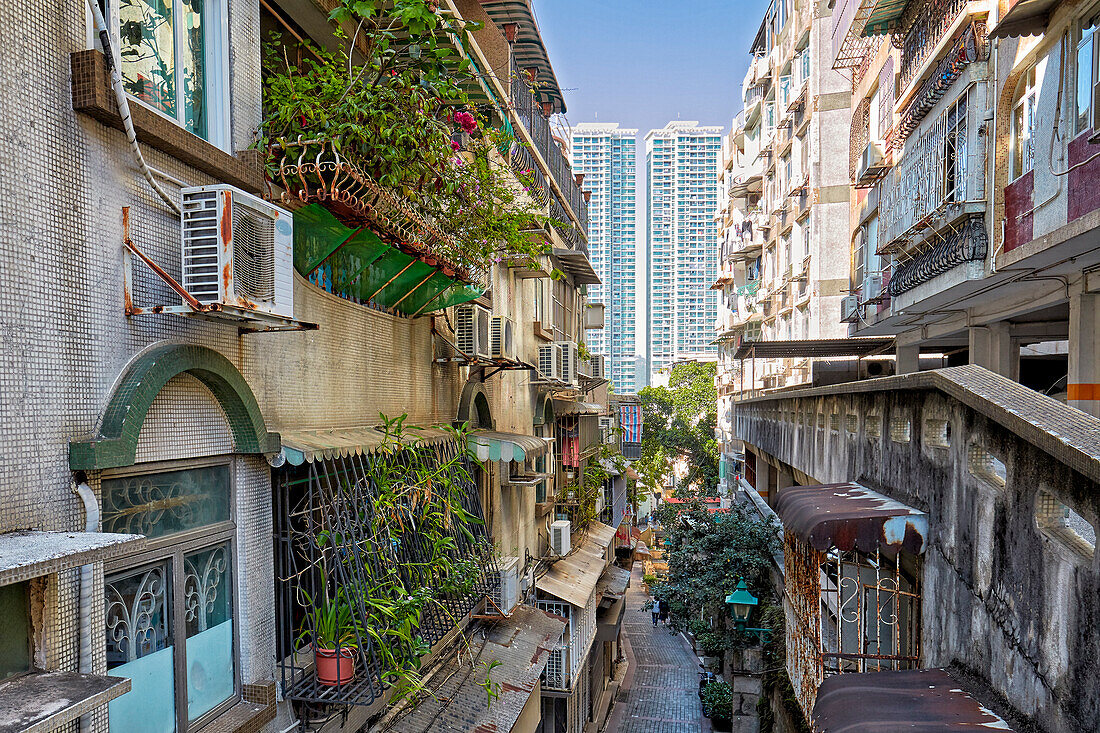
[740,365,1100,484]
[385,605,566,732]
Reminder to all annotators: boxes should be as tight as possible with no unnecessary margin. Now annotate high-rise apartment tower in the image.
[571,123,639,393]
[646,121,724,385]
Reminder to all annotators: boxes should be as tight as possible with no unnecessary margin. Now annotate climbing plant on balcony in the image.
[258,0,553,277]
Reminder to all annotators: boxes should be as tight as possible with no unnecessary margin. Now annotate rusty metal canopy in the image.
[536,531,608,607]
[988,0,1060,38]
[775,483,928,555]
[733,337,895,359]
[812,668,1015,731]
[586,520,618,549]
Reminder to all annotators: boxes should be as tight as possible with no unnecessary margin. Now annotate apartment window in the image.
[100,0,230,148]
[942,92,969,202]
[1075,15,1098,134]
[868,85,884,143]
[1011,67,1037,180]
[104,462,237,733]
[855,215,881,287]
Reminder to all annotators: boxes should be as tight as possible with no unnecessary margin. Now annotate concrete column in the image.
[969,322,1019,380]
[896,343,920,374]
[1069,289,1100,416]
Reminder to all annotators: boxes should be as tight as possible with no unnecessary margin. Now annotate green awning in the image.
[293,204,483,315]
[862,0,909,35]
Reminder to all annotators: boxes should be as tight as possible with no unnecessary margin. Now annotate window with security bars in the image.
[537,600,571,690]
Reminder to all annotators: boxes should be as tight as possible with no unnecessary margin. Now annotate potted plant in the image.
[701,680,733,731]
[300,592,361,686]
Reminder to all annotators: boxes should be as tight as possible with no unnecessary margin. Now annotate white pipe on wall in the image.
[74,481,100,733]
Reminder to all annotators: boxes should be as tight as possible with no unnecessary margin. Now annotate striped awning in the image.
[468,431,551,463]
[553,401,603,416]
[277,426,454,465]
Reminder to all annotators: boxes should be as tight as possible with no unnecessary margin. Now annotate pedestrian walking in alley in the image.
[648,599,659,626]
[658,598,669,625]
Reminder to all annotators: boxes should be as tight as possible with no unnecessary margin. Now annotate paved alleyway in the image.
[607,566,710,733]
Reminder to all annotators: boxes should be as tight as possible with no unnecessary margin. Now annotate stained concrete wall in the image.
[735,372,1100,732]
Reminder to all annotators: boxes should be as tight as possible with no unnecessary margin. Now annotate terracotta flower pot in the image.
[315,646,356,686]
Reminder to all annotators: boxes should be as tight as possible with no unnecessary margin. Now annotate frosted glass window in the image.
[102,464,230,538]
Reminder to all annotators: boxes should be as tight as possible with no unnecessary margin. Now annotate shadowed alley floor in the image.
[607,565,711,733]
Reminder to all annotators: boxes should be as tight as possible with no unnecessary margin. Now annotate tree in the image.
[637,361,720,497]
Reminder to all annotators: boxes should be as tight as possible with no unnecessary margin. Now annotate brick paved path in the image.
[608,566,710,733]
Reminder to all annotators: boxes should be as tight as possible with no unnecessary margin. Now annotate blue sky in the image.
[535,0,772,136]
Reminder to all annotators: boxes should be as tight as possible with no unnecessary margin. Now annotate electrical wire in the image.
[85,0,180,216]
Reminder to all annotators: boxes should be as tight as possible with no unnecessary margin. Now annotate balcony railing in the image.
[509,56,588,235]
[897,0,971,92]
[877,86,983,251]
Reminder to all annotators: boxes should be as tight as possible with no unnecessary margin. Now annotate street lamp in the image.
[725,579,770,643]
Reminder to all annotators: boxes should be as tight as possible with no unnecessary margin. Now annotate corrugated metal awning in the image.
[594,564,631,600]
[469,430,550,463]
[733,337,895,358]
[775,483,927,555]
[988,0,1060,38]
[553,401,603,416]
[812,668,1015,731]
[586,521,617,549]
[536,532,609,607]
[278,426,454,465]
[378,605,566,732]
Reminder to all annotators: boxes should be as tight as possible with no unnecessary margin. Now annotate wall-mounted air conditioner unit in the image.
[538,343,563,381]
[589,354,606,380]
[855,141,889,186]
[862,273,884,303]
[456,304,492,359]
[490,556,521,614]
[584,303,605,329]
[557,341,580,385]
[550,519,572,556]
[840,294,860,323]
[490,316,515,360]
[181,185,294,318]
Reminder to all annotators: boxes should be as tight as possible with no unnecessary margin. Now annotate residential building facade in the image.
[727,0,1100,731]
[645,121,724,385]
[0,1,627,732]
[713,0,853,494]
[571,123,640,394]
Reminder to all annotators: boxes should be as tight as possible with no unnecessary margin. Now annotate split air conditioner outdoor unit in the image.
[862,273,884,303]
[456,304,492,359]
[557,341,580,385]
[550,519,572,556]
[181,185,294,318]
[489,556,521,614]
[588,354,606,380]
[538,343,563,382]
[490,316,515,360]
[855,141,889,187]
[840,294,860,323]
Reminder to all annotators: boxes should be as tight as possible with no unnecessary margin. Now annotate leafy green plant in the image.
[298,590,362,651]
[258,0,556,277]
[478,659,503,708]
[701,680,733,723]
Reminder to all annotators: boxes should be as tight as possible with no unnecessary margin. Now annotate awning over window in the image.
[812,668,1015,731]
[468,430,551,463]
[536,531,609,607]
[587,520,618,549]
[594,564,631,600]
[378,605,566,732]
[732,337,895,358]
[988,0,1060,38]
[775,483,927,555]
[0,530,144,585]
[294,204,483,315]
[860,0,909,35]
[552,400,603,416]
[277,426,454,465]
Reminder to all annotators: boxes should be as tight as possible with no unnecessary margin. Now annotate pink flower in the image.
[451,140,461,151]
[454,111,478,135]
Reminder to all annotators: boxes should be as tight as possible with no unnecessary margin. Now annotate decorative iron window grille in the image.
[537,600,571,690]
[274,439,497,709]
[878,87,982,250]
[784,533,921,716]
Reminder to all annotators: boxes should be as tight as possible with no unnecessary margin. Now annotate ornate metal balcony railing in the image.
[274,439,497,708]
[887,214,986,296]
[877,85,984,251]
[895,0,971,92]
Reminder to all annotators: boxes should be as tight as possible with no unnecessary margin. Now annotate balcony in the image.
[896,0,982,96]
[876,86,984,253]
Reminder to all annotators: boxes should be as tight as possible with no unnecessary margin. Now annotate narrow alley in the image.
[608,567,711,733]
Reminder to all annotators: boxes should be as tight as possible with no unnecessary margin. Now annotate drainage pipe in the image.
[74,480,100,733]
[84,0,181,215]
